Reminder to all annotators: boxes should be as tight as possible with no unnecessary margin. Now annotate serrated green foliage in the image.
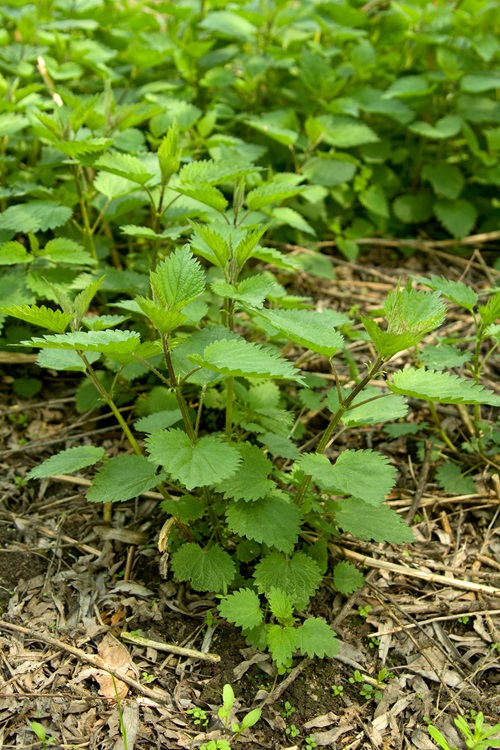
[216,443,274,501]
[26,330,142,356]
[74,278,104,325]
[267,588,295,625]
[479,291,500,326]
[390,368,500,405]
[333,561,365,595]
[135,297,187,334]
[160,494,205,523]
[145,429,241,490]
[254,551,322,609]
[171,543,235,593]
[87,454,162,504]
[95,152,155,186]
[435,463,477,495]
[416,275,478,310]
[434,200,477,239]
[296,618,339,659]
[266,625,299,667]
[174,181,228,212]
[158,123,180,184]
[246,182,303,211]
[150,247,205,311]
[190,224,231,268]
[0,202,72,233]
[340,390,408,427]
[27,446,106,480]
[299,450,397,506]
[335,499,415,543]
[226,492,302,553]
[218,588,263,630]
[41,238,94,266]
[256,309,344,358]
[0,304,72,333]
[0,241,31,265]
[419,344,472,371]
[211,276,275,309]
[188,337,304,382]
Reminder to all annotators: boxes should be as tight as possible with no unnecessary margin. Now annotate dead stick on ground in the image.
[0,620,171,706]
[406,440,433,523]
[121,631,220,663]
[333,546,500,596]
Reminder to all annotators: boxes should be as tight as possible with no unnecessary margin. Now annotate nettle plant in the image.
[3,154,500,667]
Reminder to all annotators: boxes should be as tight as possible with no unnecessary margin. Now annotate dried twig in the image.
[120,630,220,663]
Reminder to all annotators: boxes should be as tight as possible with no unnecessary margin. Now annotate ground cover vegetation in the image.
[0,0,500,745]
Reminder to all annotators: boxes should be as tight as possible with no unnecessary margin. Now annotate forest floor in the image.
[0,247,499,750]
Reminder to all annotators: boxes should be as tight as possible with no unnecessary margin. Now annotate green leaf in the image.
[216,443,274,501]
[87,455,162,503]
[302,156,357,187]
[316,115,379,148]
[384,75,431,98]
[266,625,299,667]
[82,314,129,331]
[434,199,477,238]
[359,185,389,218]
[0,241,31,265]
[226,492,302,553]
[461,73,500,93]
[258,432,300,460]
[145,429,241,490]
[333,561,365,595]
[179,158,256,186]
[393,193,433,223]
[158,123,180,183]
[296,618,339,659]
[419,344,472,371]
[299,449,397,506]
[199,10,257,41]
[389,368,500,406]
[435,463,476,495]
[41,238,94,266]
[271,206,316,236]
[409,115,462,139]
[211,275,275,309]
[0,201,72,233]
[335,499,414,543]
[172,326,240,386]
[174,181,228,212]
[479,291,500,326]
[190,224,231,268]
[74,278,104,325]
[340,390,408,427]
[0,304,72,333]
[218,588,263,630]
[171,543,235,593]
[415,275,478,310]
[94,172,139,200]
[254,551,322,609]
[233,227,268,266]
[267,588,295,625]
[246,182,303,211]
[422,164,464,200]
[37,349,100,371]
[188,337,304,382]
[135,297,187,334]
[160,494,206,523]
[256,309,344,358]
[134,409,182,433]
[25,330,142,356]
[150,246,205,310]
[95,152,155,185]
[27,446,106,480]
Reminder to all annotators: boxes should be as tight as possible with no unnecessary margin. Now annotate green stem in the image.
[428,401,458,453]
[295,356,384,506]
[162,336,196,442]
[72,166,97,263]
[225,377,234,440]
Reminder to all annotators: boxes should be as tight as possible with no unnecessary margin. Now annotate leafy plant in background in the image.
[428,711,500,750]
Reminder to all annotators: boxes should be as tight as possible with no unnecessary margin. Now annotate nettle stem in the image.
[72,165,98,263]
[295,356,384,506]
[162,336,196,442]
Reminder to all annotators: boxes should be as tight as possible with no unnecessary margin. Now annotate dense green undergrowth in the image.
[0,0,500,667]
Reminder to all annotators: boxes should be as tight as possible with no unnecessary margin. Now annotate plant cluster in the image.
[0,0,499,669]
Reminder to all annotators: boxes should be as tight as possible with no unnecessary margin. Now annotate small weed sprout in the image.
[29,722,57,750]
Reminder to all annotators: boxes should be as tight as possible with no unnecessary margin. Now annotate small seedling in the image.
[331,684,344,697]
[358,605,372,619]
[282,701,296,719]
[305,735,318,749]
[30,722,57,749]
[286,724,300,738]
[187,706,209,727]
[427,711,500,750]
[217,684,262,738]
[200,741,231,750]
[141,671,155,684]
